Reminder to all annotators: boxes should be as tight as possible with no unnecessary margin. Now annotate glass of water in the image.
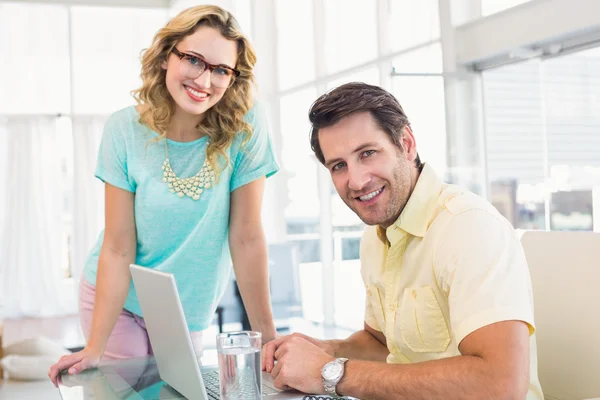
[216,331,262,400]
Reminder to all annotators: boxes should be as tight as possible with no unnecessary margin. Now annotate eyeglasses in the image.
[171,48,240,89]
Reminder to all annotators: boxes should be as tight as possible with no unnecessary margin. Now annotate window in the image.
[481,0,533,16]
[279,86,326,322]
[391,44,446,176]
[483,60,546,229]
[0,3,170,280]
[543,48,600,231]
[389,0,440,51]
[326,67,380,90]
[233,0,253,39]
[393,76,447,177]
[0,3,70,114]
[393,42,443,74]
[324,0,377,74]
[70,6,168,114]
[483,47,600,231]
[0,3,72,280]
[57,117,74,277]
[280,87,320,229]
[276,0,315,90]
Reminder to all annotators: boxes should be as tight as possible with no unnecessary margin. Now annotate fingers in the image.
[288,332,321,350]
[269,341,298,392]
[271,338,295,377]
[67,359,89,376]
[262,334,289,373]
[293,332,309,340]
[274,381,292,392]
[48,368,59,388]
[272,363,292,392]
[273,370,290,391]
[261,343,270,371]
[270,358,282,380]
[48,350,99,387]
[262,343,272,372]
[48,354,80,387]
[270,338,294,382]
[262,334,318,373]
[274,335,315,362]
[273,343,284,362]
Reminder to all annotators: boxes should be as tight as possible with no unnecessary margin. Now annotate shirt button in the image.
[412,290,418,299]
[388,304,396,312]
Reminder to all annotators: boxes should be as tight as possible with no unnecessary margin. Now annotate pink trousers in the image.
[79,278,203,360]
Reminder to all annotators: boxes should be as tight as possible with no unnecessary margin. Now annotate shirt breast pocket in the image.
[396,286,450,353]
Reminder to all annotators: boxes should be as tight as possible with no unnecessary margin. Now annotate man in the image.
[263,83,543,400]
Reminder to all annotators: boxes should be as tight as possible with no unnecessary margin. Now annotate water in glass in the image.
[217,331,262,400]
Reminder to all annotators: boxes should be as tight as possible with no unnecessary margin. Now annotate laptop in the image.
[129,264,308,400]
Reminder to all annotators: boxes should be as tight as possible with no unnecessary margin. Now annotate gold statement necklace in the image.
[161,139,215,200]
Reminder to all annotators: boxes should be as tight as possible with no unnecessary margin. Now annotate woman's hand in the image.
[48,346,103,387]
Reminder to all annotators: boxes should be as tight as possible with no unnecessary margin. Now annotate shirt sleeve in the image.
[433,208,536,345]
[94,113,135,193]
[230,102,280,192]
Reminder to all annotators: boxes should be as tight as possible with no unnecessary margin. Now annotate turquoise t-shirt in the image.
[83,103,279,331]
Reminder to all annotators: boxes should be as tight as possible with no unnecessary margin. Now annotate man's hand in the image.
[261,331,279,347]
[262,332,335,373]
[270,336,335,394]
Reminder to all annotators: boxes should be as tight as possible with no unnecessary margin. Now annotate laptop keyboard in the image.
[201,370,279,399]
[202,370,221,399]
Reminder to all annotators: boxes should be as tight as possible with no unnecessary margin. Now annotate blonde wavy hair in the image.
[132,5,256,177]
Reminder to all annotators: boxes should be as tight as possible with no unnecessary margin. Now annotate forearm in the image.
[87,249,135,353]
[338,355,522,400]
[230,230,276,340]
[328,330,389,362]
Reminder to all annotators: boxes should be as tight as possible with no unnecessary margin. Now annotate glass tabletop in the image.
[58,356,176,399]
[58,350,220,400]
[57,349,357,400]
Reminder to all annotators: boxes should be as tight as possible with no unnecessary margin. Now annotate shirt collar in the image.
[377,163,443,246]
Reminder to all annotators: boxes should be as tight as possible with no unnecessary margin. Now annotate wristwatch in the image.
[321,357,349,397]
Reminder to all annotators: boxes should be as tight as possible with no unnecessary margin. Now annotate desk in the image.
[58,355,186,399]
[58,349,227,399]
[58,350,354,400]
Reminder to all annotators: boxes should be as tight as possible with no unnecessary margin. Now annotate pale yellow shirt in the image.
[361,164,543,399]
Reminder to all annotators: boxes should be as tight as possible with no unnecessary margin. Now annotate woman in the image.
[49,5,278,386]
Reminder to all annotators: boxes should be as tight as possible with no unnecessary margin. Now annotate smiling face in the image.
[162,25,238,117]
[320,111,419,228]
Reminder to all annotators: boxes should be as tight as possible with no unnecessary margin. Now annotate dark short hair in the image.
[309,82,422,170]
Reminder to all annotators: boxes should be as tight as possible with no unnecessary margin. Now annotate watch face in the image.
[323,362,342,380]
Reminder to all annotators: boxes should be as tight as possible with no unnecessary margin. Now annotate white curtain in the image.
[0,117,7,318]
[0,3,171,318]
[71,117,106,280]
[70,6,168,114]
[0,117,75,317]
[0,3,70,115]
